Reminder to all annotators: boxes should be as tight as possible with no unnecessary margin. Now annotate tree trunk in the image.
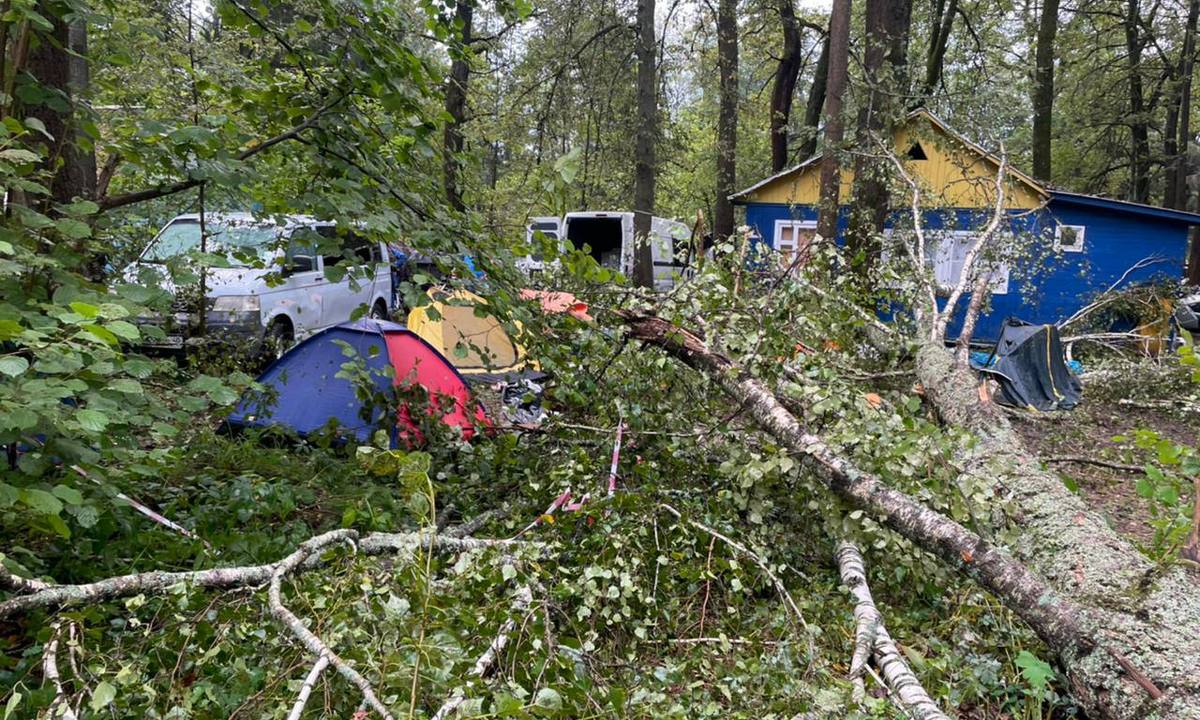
[715,0,738,241]
[919,0,957,100]
[1031,0,1060,182]
[770,0,803,172]
[798,34,829,160]
[914,343,1200,719]
[443,0,473,213]
[846,0,912,275]
[1187,226,1200,284]
[1124,0,1151,204]
[632,0,657,288]
[815,0,851,242]
[1165,0,1198,209]
[26,3,93,205]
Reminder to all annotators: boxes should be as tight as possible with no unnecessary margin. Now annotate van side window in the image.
[317,227,375,267]
[285,235,317,273]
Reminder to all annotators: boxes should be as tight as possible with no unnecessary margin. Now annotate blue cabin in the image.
[731,110,1200,341]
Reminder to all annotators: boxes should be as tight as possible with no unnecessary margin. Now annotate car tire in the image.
[369,300,389,321]
[263,319,295,361]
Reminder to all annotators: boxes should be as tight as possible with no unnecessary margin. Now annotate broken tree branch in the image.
[268,530,395,720]
[0,530,533,621]
[660,503,810,638]
[836,541,950,719]
[284,655,330,720]
[431,585,534,720]
[1044,456,1146,474]
[97,95,346,212]
[43,620,78,720]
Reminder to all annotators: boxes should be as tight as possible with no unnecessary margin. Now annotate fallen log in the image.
[617,311,1187,720]
[916,343,1200,719]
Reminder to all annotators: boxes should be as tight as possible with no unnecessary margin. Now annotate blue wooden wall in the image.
[742,198,1190,343]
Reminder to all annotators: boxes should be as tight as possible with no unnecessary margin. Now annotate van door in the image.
[649,217,686,290]
[275,231,325,336]
[621,213,636,277]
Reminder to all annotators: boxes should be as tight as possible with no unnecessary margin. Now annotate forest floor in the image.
[1012,361,1199,556]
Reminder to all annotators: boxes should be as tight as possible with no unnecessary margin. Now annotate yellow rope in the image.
[1043,325,1063,401]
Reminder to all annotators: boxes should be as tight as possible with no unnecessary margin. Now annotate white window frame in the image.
[773,220,817,270]
[929,230,1010,296]
[1054,224,1086,253]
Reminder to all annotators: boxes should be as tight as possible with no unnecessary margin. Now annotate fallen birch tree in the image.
[616,308,1194,719]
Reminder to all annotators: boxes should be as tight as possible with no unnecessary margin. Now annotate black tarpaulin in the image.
[980,319,1083,411]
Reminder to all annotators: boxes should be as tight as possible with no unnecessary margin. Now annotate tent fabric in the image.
[225,319,484,444]
[980,319,1083,411]
[406,289,539,382]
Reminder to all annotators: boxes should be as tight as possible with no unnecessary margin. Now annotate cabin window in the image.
[773,220,818,271]
[929,231,1010,295]
[906,142,928,160]
[1055,224,1085,253]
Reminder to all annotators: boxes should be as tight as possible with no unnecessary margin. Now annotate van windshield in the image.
[141,219,279,266]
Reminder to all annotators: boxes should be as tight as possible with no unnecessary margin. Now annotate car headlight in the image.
[210,295,260,313]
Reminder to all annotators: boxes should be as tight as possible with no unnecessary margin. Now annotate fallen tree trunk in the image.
[617,311,1190,720]
[916,344,1200,719]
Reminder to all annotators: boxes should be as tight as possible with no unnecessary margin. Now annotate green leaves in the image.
[77,408,110,433]
[1014,650,1054,696]
[90,681,117,712]
[0,356,28,376]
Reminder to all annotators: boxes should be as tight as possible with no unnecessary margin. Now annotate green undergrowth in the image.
[1,417,1078,719]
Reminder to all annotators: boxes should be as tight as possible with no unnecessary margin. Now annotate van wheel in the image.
[263,319,294,361]
[369,300,389,321]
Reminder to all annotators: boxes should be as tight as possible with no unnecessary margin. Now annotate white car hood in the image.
[121,263,277,297]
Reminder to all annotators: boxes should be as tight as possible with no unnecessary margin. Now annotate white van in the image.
[518,212,691,289]
[518,216,563,274]
[123,213,392,354]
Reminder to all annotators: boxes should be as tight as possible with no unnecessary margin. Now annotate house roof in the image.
[730,108,1049,207]
[1049,191,1200,225]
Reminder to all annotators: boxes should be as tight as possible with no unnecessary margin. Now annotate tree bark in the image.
[443,0,473,213]
[1031,0,1060,182]
[770,0,803,172]
[620,310,1200,718]
[815,0,851,242]
[798,33,829,160]
[1123,0,1151,204]
[1165,0,1198,209]
[715,0,738,241]
[632,0,657,288]
[919,0,957,100]
[846,0,911,275]
[25,2,94,205]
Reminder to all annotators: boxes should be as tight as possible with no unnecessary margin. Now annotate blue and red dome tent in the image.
[225,319,487,445]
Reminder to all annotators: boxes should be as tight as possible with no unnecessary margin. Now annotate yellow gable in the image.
[734,110,1046,210]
